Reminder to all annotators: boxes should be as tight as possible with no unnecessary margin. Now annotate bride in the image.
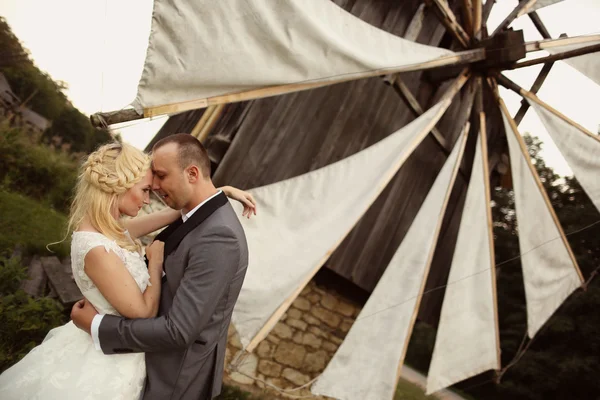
[0,141,256,399]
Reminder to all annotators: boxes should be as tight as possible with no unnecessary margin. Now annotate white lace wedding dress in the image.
[0,231,150,400]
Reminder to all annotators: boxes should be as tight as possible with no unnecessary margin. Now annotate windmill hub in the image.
[474,30,526,71]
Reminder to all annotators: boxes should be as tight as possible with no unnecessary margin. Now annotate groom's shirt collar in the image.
[181,190,223,223]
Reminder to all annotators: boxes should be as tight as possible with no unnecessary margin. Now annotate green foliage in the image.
[0,17,68,121]
[395,378,438,400]
[0,256,67,372]
[215,385,268,400]
[0,17,112,153]
[0,191,69,258]
[42,106,112,154]
[0,122,78,212]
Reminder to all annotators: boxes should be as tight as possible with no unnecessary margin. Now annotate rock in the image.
[286,318,308,331]
[273,341,306,369]
[306,293,321,304]
[292,297,311,311]
[322,341,338,353]
[303,350,329,373]
[311,306,341,328]
[272,322,293,339]
[308,326,328,339]
[302,333,322,349]
[229,332,243,350]
[258,360,282,378]
[267,377,290,390]
[256,373,266,389]
[229,371,254,385]
[266,334,281,345]
[229,353,258,385]
[302,314,321,326]
[339,319,353,333]
[320,293,338,311]
[329,335,343,345]
[301,285,312,296]
[286,308,303,320]
[337,301,356,317]
[257,341,273,359]
[292,331,304,345]
[227,324,236,338]
[282,368,310,386]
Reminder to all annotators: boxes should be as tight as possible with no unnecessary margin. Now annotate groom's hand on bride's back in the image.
[71,299,99,335]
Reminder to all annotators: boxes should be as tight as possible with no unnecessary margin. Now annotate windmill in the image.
[91,1,600,398]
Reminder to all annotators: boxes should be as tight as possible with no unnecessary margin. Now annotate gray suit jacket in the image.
[98,193,248,399]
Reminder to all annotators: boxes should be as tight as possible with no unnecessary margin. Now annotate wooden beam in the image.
[492,0,538,37]
[90,108,143,128]
[386,75,448,149]
[425,0,471,48]
[462,0,474,38]
[524,34,600,52]
[513,62,553,125]
[510,43,600,69]
[497,74,599,142]
[476,76,502,371]
[473,0,483,39]
[482,0,495,24]
[528,11,551,39]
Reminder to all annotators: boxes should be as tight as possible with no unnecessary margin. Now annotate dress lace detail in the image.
[71,231,151,315]
[0,231,148,399]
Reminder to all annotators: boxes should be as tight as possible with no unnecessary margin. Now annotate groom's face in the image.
[151,143,192,210]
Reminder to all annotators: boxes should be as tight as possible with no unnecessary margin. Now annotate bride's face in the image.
[118,169,153,217]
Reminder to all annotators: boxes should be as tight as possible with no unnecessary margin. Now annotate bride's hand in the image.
[221,186,257,219]
[145,240,164,273]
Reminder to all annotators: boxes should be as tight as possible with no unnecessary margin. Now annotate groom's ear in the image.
[186,165,201,183]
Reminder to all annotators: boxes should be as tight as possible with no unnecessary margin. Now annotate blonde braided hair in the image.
[66,141,151,252]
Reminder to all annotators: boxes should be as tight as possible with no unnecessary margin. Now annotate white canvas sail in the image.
[528,100,600,213]
[310,128,468,400]
[531,0,564,12]
[426,132,500,395]
[132,0,455,114]
[228,100,451,351]
[501,110,583,338]
[547,43,600,86]
[227,99,450,350]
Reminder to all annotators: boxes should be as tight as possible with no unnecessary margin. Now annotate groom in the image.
[71,134,249,400]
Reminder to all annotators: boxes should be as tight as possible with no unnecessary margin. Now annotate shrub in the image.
[0,256,67,372]
[0,122,78,213]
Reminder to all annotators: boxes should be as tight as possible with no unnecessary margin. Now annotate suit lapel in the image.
[163,192,229,257]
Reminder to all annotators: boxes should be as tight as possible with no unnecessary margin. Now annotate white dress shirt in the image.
[91,190,223,351]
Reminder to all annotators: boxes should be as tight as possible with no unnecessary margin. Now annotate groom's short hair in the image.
[152,133,211,178]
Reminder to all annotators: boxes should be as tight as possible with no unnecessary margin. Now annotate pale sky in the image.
[1,0,599,174]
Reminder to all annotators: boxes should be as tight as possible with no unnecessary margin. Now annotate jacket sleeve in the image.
[97,226,240,354]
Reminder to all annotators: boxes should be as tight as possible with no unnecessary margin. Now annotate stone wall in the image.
[224,280,362,398]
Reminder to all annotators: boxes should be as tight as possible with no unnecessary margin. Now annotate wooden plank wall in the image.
[155,0,506,326]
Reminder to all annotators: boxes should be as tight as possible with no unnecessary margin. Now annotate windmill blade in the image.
[546,43,600,86]
[492,0,564,36]
[497,93,584,338]
[311,124,469,400]
[426,85,500,394]
[116,0,485,120]
[230,74,468,353]
[526,96,600,213]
